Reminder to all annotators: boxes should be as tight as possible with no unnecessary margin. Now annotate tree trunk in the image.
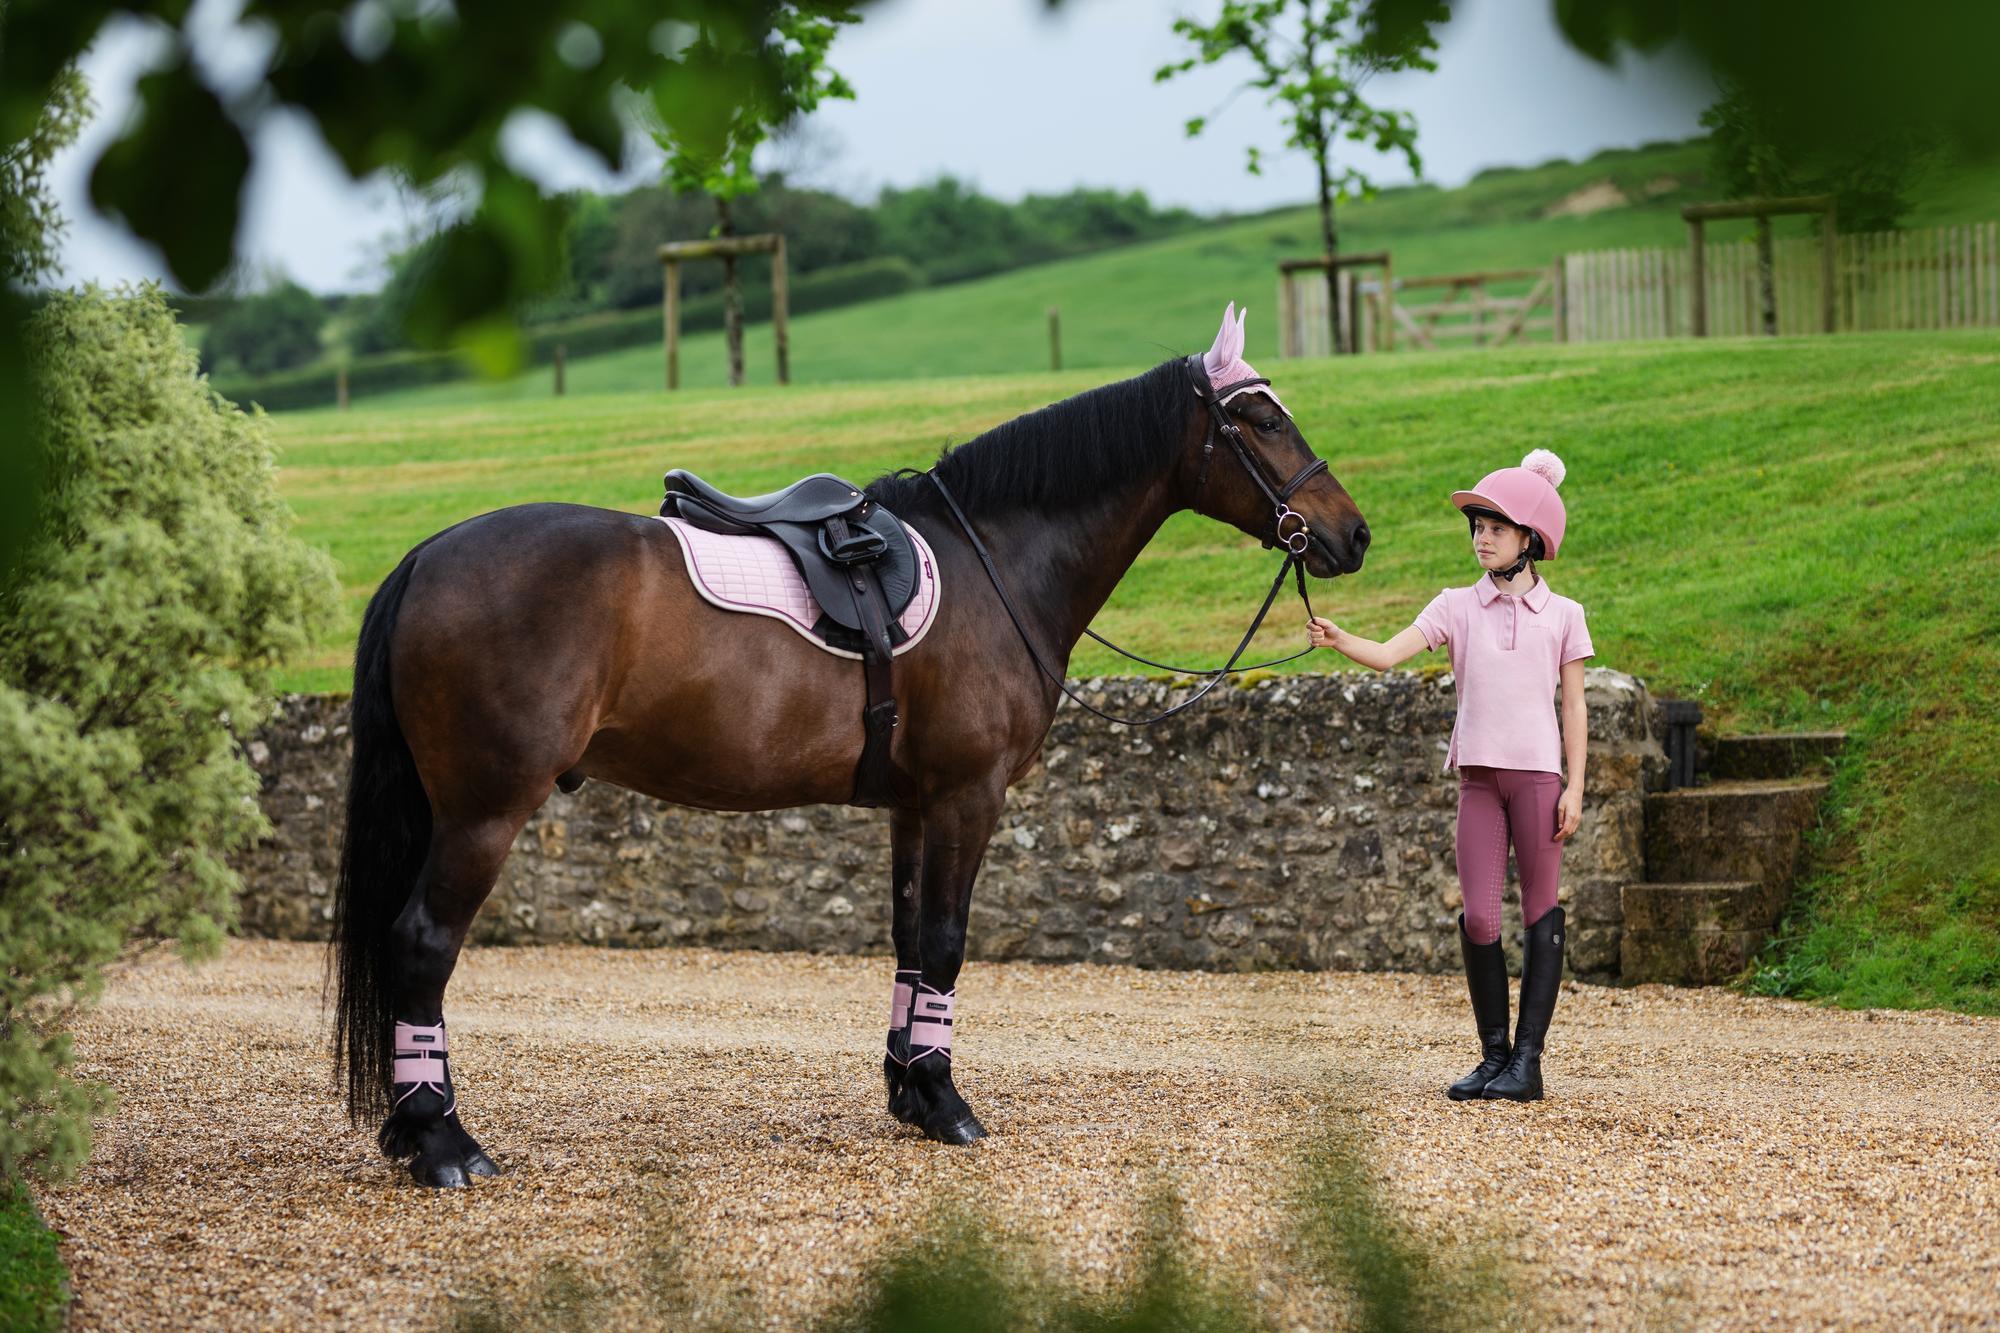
[1301,0,1342,355]
[1315,146,1344,356]
[1755,213,1777,336]
[716,195,745,387]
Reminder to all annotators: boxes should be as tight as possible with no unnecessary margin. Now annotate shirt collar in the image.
[1474,574,1553,612]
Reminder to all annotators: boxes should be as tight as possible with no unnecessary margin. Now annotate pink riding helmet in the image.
[1450,449,1568,559]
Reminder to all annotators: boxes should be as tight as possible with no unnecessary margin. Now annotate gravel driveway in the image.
[34,940,2000,1330]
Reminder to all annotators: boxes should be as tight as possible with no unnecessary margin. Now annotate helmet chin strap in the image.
[1489,550,1533,583]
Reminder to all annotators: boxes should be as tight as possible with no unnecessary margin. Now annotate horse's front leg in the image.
[884,806,925,1123]
[900,782,1003,1145]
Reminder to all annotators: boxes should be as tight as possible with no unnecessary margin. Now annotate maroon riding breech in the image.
[1456,765,1563,946]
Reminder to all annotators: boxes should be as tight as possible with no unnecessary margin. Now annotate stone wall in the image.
[235,668,1664,981]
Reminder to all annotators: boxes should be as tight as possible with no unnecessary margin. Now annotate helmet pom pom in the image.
[1521,448,1565,489]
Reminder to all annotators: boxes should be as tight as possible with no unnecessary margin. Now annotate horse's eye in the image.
[1256,418,1281,433]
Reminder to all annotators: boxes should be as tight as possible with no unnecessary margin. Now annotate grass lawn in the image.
[267,328,2000,1014]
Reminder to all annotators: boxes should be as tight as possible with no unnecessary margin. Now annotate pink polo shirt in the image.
[1412,575,1593,775]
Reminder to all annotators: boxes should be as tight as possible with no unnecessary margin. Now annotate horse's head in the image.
[1182,303,1369,578]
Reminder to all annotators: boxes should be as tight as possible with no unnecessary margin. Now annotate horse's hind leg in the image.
[884,807,924,1123]
[380,811,530,1188]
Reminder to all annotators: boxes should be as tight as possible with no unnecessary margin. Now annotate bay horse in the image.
[331,305,1370,1186]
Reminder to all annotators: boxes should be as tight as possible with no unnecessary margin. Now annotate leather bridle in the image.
[924,358,1345,728]
[1185,354,1334,569]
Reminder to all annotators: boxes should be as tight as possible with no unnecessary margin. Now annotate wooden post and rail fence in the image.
[1278,216,1998,358]
[1565,220,1998,342]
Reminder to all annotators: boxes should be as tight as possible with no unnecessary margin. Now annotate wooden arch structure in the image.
[658,233,790,390]
[1684,195,1837,337]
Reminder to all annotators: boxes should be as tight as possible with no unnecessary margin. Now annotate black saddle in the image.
[660,469,920,640]
[660,468,914,808]
[665,470,877,529]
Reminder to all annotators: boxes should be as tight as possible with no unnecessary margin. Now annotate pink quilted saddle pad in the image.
[656,516,941,659]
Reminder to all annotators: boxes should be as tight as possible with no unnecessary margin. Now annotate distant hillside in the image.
[261,138,2000,411]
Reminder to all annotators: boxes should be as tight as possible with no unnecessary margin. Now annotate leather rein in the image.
[927,356,1332,728]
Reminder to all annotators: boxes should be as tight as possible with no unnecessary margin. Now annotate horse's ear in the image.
[1203,302,1244,377]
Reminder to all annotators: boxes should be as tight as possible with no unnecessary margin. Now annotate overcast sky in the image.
[48,0,1709,294]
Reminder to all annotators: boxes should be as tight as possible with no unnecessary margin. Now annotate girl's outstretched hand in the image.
[1555,784,1583,842]
[1306,615,1339,649]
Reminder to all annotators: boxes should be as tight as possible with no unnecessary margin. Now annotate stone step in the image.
[1643,779,1829,889]
[1621,925,1766,986]
[1621,880,1773,934]
[1707,731,1847,781]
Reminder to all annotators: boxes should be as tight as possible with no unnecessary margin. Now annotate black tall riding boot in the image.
[1447,913,1513,1101]
[1483,906,1565,1102]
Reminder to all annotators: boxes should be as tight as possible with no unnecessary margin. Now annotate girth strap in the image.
[847,556,902,808]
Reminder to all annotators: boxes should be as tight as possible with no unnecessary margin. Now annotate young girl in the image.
[1306,449,1591,1102]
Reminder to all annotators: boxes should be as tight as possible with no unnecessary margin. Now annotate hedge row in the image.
[213,256,925,411]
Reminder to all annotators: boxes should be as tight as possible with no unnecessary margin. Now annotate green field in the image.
[269,328,2000,1013]
[312,139,2000,409]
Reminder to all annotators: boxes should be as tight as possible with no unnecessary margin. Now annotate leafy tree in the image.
[0,2,820,580]
[560,191,623,311]
[1,2,813,341]
[1700,83,1925,233]
[1,287,338,1184]
[873,177,1025,284]
[752,173,882,276]
[0,66,89,598]
[598,177,878,313]
[1017,189,1199,255]
[1357,1,1998,164]
[649,5,859,385]
[200,278,326,376]
[1,67,87,288]
[348,231,453,357]
[1158,0,1439,354]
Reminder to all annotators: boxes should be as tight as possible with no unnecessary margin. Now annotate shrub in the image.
[0,285,338,1184]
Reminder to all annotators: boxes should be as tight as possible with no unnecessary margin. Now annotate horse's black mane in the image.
[866,359,1188,516]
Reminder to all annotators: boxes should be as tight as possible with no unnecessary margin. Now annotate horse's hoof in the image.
[924,1112,988,1146]
[462,1151,502,1178]
[412,1159,470,1189]
[889,1088,924,1127]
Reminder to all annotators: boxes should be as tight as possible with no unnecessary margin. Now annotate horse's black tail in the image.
[330,548,433,1125]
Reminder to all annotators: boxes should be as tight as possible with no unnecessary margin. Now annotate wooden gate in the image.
[1278,262,1559,355]
[1388,267,1558,350]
